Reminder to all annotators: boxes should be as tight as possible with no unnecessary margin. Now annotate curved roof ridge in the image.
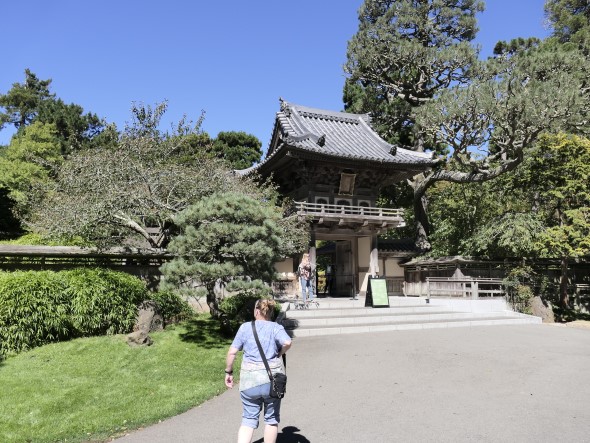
[281,99,369,124]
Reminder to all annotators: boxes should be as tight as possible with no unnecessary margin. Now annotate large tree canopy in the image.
[208,131,263,169]
[345,0,590,249]
[345,0,483,146]
[31,102,272,249]
[545,0,590,50]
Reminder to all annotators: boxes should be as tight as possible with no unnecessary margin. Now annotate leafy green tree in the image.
[427,159,547,258]
[160,192,284,317]
[428,133,590,308]
[344,0,483,246]
[0,122,62,220]
[528,134,590,308]
[208,131,262,169]
[0,69,53,129]
[31,102,273,249]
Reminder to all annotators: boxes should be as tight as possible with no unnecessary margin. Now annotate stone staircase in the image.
[280,296,541,337]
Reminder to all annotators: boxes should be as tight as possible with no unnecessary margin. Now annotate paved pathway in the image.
[115,324,590,442]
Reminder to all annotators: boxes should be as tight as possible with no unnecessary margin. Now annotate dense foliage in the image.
[31,102,273,249]
[427,133,590,307]
[208,131,263,169]
[0,69,105,153]
[0,269,149,356]
[345,0,590,249]
[150,289,195,324]
[0,122,62,220]
[161,192,288,317]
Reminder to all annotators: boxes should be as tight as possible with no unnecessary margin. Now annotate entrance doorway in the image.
[316,240,355,297]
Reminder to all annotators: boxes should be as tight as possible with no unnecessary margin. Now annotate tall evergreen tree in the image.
[0,122,62,220]
[545,0,590,51]
[345,0,483,147]
[0,69,106,153]
[0,69,53,129]
[345,0,590,249]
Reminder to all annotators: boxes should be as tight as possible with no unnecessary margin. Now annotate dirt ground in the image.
[565,320,590,329]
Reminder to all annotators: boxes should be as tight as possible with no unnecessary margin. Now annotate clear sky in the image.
[1,0,550,152]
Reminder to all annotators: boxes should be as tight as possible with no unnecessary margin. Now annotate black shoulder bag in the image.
[251,321,287,399]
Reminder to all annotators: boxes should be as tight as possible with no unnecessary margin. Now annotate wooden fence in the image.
[404,277,505,298]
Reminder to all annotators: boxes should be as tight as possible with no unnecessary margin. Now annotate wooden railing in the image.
[296,201,403,217]
[385,276,404,296]
[295,201,405,228]
[426,277,505,299]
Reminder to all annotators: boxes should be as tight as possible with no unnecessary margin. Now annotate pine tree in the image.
[160,192,284,317]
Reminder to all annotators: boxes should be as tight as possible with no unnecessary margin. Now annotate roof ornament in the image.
[317,134,326,147]
[279,97,291,117]
[389,146,397,156]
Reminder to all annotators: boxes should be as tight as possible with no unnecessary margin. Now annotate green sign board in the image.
[366,277,389,308]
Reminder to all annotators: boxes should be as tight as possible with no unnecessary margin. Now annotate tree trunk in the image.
[206,282,221,318]
[559,256,570,309]
[413,192,431,251]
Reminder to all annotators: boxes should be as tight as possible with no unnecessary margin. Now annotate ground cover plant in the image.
[0,315,236,443]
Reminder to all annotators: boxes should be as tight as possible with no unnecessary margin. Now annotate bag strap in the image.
[251,320,274,382]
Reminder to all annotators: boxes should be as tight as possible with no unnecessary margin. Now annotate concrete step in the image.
[286,315,541,337]
[286,305,452,319]
[281,295,541,337]
[278,296,429,310]
[284,310,523,329]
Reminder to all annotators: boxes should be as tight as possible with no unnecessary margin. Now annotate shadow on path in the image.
[253,426,310,443]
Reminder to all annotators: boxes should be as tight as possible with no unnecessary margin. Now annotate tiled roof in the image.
[267,99,433,165]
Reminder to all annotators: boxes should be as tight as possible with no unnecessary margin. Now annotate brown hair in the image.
[255,299,276,320]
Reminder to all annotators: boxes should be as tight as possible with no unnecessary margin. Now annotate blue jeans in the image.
[300,277,314,301]
[240,382,281,428]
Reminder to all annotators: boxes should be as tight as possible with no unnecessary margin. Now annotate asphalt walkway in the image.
[115,324,590,442]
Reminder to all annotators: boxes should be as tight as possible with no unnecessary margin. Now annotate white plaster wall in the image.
[357,237,371,268]
[274,258,295,278]
[384,258,404,277]
[358,237,371,294]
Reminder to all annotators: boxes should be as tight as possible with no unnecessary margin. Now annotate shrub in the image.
[219,288,280,335]
[0,271,70,356]
[64,268,148,336]
[0,268,149,356]
[150,290,194,324]
[503,265,536,314]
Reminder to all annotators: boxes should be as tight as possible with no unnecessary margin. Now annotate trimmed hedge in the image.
[0,268,149,356]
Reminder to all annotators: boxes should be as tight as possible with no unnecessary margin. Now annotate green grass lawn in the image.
[0,315,240,443]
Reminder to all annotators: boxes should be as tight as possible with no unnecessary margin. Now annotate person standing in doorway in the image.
[298,253,315,304]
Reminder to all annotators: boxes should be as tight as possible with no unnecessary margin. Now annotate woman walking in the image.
[225,299,292,443]
[298,253,315,304]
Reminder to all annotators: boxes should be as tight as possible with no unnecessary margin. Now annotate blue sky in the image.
[1,1,550,152]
